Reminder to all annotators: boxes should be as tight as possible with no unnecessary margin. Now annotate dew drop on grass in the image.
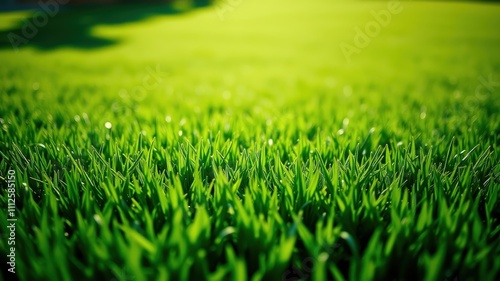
[268,139,273,146]
[318,252,329,262]
[420,112,427,119]
[165,115,172,123]
[105,122,112,129]
[179,130,183,136]
[82,113,90,124]
[119,89,128,99]
[340,231,358,254]
[93,214,103,226]
[343,118,349,128]
[227,204,235,215]
[74,115,81,122]
[337,129,345,135]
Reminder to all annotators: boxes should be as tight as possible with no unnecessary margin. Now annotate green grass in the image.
[0,0,499,280]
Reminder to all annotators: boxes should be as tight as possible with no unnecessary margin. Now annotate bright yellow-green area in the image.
[1,1,499,111]
[1,0,499,145]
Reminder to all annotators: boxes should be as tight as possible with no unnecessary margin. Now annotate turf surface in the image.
[0,0,499,280]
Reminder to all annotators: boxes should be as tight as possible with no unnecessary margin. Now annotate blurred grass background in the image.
[0,0,499,136]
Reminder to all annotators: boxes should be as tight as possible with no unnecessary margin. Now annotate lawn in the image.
[0,0,499,280]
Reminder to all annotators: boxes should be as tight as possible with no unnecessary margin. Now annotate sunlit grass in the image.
[0,0,499,280]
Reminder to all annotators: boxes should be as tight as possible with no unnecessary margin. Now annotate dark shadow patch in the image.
[0,0,213,51]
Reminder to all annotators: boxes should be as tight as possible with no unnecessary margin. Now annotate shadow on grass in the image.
[0,0,213,51]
